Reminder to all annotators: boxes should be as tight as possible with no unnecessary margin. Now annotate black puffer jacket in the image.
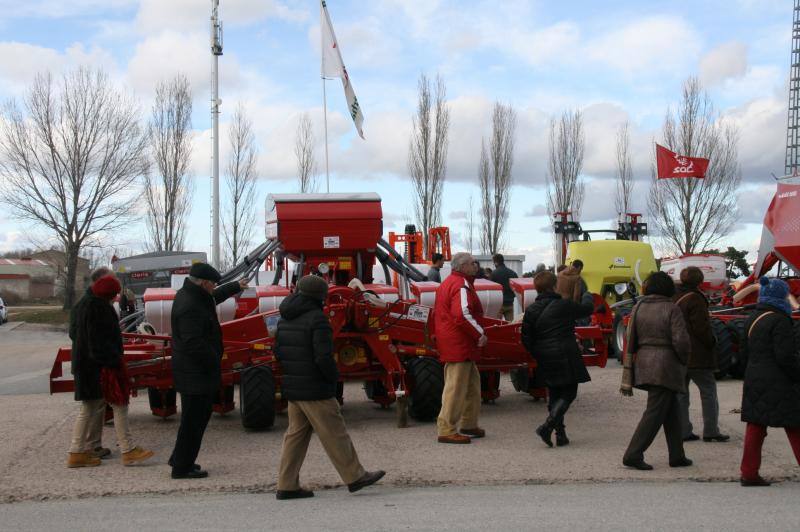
[741,304,800,427]
[171,278,242,395]
[276,293,338,401]
[521,291,594,387]
[71,294,123,401]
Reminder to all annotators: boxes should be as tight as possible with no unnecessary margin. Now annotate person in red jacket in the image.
[434,252,487,444]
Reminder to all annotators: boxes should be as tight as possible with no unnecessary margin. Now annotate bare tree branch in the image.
[615,120,634,217]
[647,77,741,255]
[479,102,516,255]
[546,109,585,219]
[0,67,148,308]
[408,73,450,250]
[144,74,193,252]
[294,112,317,193]
[465,194,476,253]
[222,103,258,270]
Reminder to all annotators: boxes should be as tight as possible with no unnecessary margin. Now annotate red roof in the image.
[0,273,30,279]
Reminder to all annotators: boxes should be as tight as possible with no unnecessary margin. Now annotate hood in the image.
[640,294,672,304]
[279,292,324,320]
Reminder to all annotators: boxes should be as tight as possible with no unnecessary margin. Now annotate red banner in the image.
[656,144,709,179]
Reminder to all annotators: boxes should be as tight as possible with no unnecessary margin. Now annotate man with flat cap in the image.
[169,263,247,479]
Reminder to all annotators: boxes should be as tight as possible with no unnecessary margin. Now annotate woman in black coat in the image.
[739,277,800,486]
[522,271,594,447]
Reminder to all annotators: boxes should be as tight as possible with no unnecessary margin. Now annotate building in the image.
[29,250,90,294]
[0,258,57,300]
[112,251,207,296]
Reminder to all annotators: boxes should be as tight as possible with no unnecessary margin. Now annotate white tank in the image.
[143,287,237,335]
[256,285,291,313]
[660,254,729,292]
[474,279,503,319]
[510,278,537,317]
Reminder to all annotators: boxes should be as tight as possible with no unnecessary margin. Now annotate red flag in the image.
[656,144,709,179]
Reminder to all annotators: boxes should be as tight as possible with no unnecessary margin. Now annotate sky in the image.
[0,0,793,271]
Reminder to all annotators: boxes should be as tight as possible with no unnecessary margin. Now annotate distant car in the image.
[0,297,7,324]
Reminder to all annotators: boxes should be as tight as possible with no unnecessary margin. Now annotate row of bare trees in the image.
[0,68,262,308]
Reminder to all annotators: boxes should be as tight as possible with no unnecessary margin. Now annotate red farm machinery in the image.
[50,193,611,430]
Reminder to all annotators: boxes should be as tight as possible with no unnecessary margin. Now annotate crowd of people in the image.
[65,253,800,496]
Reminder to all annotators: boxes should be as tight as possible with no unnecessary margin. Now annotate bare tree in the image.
[647,77,740,255]
[615,121,634,217]
[0,68,148,309]
[546,110,585,220]
[222,103,258,270]
[408,73,450,249]
[294,113,317,193]
[479,102,517,255]
[144,74,193,252]
[464,194,476,253]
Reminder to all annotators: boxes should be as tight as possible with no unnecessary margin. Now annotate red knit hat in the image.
[91,274,121,300]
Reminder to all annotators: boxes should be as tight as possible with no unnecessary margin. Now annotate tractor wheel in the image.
[712,319,733,380]
[612,309,631,362]
[239,365,276,430]
[794,319,800,354]
[147,387,176,412]
[510,368,529,392]
[363,379,388,400]
[406,357,444,422]
[727,318,748,379]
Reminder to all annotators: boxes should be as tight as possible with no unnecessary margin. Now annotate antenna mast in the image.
[786,0,800,176]
[210,0,223,267]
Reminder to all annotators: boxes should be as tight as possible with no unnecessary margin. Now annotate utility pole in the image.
[210,0,223,267]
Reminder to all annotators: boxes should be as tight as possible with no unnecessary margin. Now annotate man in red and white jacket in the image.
[434,252,487,444]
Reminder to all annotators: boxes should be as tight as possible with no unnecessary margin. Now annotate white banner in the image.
[320,0,364,139]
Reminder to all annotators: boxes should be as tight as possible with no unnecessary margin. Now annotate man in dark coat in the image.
[673,267,729,443]
[275,275,385,499]
[168,263,245,479]
[522,271,593,447]
[69,266,112,460]
[490,254,518,321]
[739,277,800,486]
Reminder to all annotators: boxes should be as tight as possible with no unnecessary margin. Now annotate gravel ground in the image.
[1,360,798,503]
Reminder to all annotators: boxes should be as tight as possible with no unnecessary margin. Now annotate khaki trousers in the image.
[437,361,481,436]
[69,399,134,454]
[277,398,366,491]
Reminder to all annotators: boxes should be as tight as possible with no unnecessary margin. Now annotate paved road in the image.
[0,326,68,395]
[1,482,799,531]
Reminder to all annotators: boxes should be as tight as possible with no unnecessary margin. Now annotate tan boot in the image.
[67,452,102,468]
[122,446,154,466]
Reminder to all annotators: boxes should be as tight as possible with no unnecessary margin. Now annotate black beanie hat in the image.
[190,262,221,283]
[297,275,328,302]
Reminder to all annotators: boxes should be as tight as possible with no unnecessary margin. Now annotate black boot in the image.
[555,423,569,447]
[536,421,554,447]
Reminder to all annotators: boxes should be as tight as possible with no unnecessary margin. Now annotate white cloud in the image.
[135,0,307,35]
[736,184,773,224]
[699,41,748,86]
[0,0,136,19]
[722,93,785,182]
[586,16,702,77]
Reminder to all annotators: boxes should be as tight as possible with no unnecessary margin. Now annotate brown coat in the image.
[627,295,691,393]
[672,288,716,369]
[556,266,583,302]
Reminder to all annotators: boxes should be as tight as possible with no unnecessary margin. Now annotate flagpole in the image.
[322,76,330,193]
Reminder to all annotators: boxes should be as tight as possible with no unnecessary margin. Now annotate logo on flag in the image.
[321,1,364,139]
[656,144,709,179]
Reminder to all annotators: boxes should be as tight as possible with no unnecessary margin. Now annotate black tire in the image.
[363,379,388,400]
[510,368,529,392]
[406,357,444,421]
[612,309,631,362]
[794,320,800,355]
[147,387,176,412]
[712,318,733,380]
[480,370,500,393]
[727,318,748,379]
[239,365,276,430]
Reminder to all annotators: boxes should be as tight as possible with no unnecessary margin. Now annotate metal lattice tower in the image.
[786,0,800,176]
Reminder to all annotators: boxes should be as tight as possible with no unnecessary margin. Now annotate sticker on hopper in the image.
[323,236,340,249]
[406,305,430,323]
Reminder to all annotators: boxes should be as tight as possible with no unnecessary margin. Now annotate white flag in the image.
[320,0,364,139]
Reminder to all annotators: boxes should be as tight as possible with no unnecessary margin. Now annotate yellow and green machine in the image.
[565,239,658,306]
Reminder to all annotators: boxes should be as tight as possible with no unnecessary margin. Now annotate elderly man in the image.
[169,263,246,479]
[434,252,487,444]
